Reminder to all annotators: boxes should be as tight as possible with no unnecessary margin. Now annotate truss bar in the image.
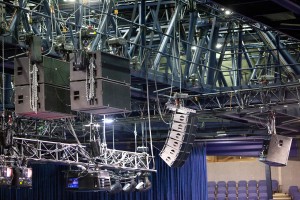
[256,30,295,78]
[189,29,208,85]
[184,11,197,79]
[150,9,163,40]
[231,34,237,86]
[206,17,219,86]
[152,4,182,71]
[12,137,155,172]
[266,31,300,74]
[128,13,150,57]
[249,51,264,83]
[215,23,232,87]
[237,24,243,86]
[91,0,114,51]
[242,40,253,70]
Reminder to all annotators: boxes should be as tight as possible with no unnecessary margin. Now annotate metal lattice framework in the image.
[11,137,155,172]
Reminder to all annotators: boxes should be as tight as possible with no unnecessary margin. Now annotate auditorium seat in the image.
[258,180,267,187]
[259,192,268,200]
[217,181,226,188]
[238,180,247,187]
[208,186,216,194]
[271,180,279,192]
[292,192,300,200]
[258,185,267,193]
[237,186,247,194]
[216,192,226,200]
[208,181,217,188]
[217,186,226,194]
[248,180,257,187]
[227,186,237,194]
[208,193,215,200]
[248,192,258,200]
[228,193,237,200]
[248,186,257,194]
[289,185,299,195]
[227,181,237,188]
[237,192,247,200]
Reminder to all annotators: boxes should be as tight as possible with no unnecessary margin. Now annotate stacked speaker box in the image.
[14,56,73,119]
[70,51,130,114]
[160,112,197,167]
[259,134,292,166]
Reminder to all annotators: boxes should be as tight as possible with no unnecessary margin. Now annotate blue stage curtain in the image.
[154,143,207,200]
[0,143,207,200]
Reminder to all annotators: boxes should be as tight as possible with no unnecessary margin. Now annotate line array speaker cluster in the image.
[160,111,197,167]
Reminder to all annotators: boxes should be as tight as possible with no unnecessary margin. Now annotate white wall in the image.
[281,161,300,193]
[207,160,279,183]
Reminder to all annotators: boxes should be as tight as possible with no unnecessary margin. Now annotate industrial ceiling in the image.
[0,0,299,165]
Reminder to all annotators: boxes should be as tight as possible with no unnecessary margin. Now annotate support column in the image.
[265,164,273,200]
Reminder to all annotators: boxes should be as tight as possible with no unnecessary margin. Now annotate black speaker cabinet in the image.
[15,84,73,119]
[70,51,130,84]
[70,79,130,114]
[260,134,292,166]
[14,56,70,87]
[160,113,197,167]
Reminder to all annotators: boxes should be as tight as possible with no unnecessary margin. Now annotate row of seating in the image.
[208,180,278,191]
[207,180,279,200]
[208,192,269,200]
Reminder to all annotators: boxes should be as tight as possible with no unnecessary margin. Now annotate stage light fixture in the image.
[110,180,122,193]
[135,180,144,190]
[123,179,137,192]
[103,118,114,124]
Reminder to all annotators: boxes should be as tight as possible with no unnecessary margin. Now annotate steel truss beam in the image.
[192,82,300,110]
[11,137,155,172]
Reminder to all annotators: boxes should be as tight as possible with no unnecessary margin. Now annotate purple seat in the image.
[289,185,299,195]
[217,181,226,188]
[259,192,268,199]
[227,181,236,188]
[292,192,300,199]
[272,180,279,192]
[258,180,267,186]
[238,186,247,194]
[208,187,215,194]
[217,186,226,194]
[208,193,215,199]
[248,180,257,187]
[258,185,267,193]
[208,181,217,187]
[216,193,226,200]
[238,180,247,187]
[228,193,237,200]
[248,186,257,194]
[248,192,258,198]
[237,192,247,200]
[227,186,237,194]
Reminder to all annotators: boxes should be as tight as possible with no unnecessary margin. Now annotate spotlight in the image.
[123,179,137,192]
[135,180,144,190]
[225,10,232,15]
[110,180,122,193]
[216,43,222,49]
[102,118,114,124]
[135,176,152,191]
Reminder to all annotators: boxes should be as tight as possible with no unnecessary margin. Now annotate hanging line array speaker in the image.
[160,111,197,167]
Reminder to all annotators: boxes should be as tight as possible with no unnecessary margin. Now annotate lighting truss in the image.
[11,137,155,173]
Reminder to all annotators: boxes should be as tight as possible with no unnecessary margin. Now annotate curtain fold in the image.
[0,143,207,200]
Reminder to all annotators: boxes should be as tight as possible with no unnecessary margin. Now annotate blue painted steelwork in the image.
[206,17,219,86]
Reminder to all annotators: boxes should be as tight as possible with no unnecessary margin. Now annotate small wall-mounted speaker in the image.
[259,134,292,166]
